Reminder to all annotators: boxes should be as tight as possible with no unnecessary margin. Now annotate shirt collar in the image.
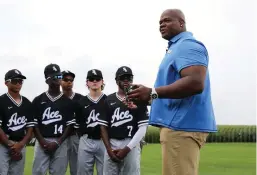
[168,31,193,48]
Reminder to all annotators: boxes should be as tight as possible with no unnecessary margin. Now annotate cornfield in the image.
[144,125,256,143]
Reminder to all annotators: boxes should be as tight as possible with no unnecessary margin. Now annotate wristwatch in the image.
[150,88,158,100]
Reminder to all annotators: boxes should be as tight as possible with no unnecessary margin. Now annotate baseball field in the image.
[24,143,256,175]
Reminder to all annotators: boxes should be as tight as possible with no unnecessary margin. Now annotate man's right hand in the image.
[7,140,15,148]
[40,140,59,155]
[39,139,52,154]
[107,148,121,163]
[39,139,48,149]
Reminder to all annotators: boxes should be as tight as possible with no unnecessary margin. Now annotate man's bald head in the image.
[159,9,186,40]
[162,9,186,24]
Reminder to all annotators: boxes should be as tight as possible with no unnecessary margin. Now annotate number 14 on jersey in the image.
[54,124,63,134]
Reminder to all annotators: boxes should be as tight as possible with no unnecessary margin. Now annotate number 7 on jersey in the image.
[127,125,133,137]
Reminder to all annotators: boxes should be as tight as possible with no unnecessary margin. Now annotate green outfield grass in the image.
[24,143,256,175]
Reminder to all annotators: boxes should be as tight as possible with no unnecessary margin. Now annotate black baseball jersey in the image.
[98,92,149,139]
[68,92,83,135]
[69,92,83,102]
[75,93,106,139]
[32,92,76,138]
[0,93,35,142]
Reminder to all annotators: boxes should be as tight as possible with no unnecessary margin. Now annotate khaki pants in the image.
[160,127,209,175]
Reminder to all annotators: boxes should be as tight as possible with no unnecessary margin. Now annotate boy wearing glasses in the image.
[0,69,35,175]
[98,66,149,175]
[76,69,106,175]
[32,64,76,175]
[60,70,83,175]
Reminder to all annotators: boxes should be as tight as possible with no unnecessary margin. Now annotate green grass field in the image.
[24,143,256,175]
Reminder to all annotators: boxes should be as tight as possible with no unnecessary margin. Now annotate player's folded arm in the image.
[66,119,76,126]
[66,101,78,127]
[97,100,110,127]
[26,110,37,128]
[31,97,40,127]
[26,122,36,128]
[31,97,46,144]
[126,105,149,150]
[0,98,3,127]
[0,98,10,146]
[97,119,108,126]
[137,105,150,127]
[138,119,149,127]
[33,118,38,126]
[0,108,2,127]
[74,122,80,129]
[127,125,148,150]
[73,103,83,129]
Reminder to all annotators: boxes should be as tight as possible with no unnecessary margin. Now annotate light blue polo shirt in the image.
[149,32,217,132]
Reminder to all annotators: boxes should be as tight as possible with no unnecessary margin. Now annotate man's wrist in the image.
[125,145,132,151]
[19,140,26,147]
[54,140,60,147]
[5,140,13,147]
[107,147,113,153]
[149,87,158,102]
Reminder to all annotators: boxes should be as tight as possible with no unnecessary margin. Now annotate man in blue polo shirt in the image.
[127,9,217,175]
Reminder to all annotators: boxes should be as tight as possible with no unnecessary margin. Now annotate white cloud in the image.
[0,0,256,125]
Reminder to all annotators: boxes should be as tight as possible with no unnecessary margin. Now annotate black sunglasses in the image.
[88,77,102,82]
[118,75,133,81]
[6,78,23,85]
[47,75,63,81]
[63,78,74,83]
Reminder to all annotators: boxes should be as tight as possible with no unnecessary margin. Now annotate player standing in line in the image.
[0,69,35,175]
[32,64,76,175]
[75,69,106,175]
[60,70,83,175]
[98,66,149,175]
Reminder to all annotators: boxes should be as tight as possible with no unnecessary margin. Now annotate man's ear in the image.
[5,81,8,87]
[86,80,89,87]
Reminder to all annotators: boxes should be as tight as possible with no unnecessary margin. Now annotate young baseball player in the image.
[75,69,106,175]
[0,69,35,175]
[98,66,149,175]
[32,64,76,175]
[61,70,83,175]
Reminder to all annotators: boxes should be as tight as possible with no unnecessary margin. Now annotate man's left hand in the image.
[44,141,59,155]
[10,142,24,154]
[127,84,152,102]
[122,100,138,109]
[113,146,131,160]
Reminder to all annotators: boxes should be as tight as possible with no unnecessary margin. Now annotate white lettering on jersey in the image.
[86,109,99,128]
[7,113,27,131]
[42,107,62,125]
[111,107,133,127]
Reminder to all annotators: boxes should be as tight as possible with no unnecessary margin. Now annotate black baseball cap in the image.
[44,63,61,79]
[5,69,26,81]
[62,70,75,79]
[87,69,103,79]
[115,66,133,78]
